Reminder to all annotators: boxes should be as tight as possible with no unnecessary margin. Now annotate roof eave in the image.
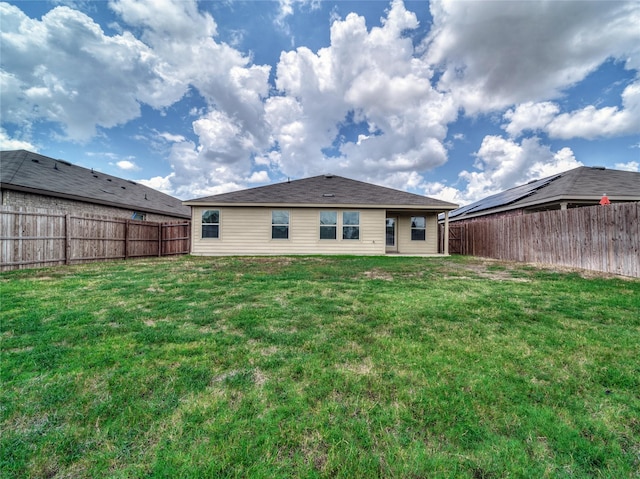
[515,194,640,210]
[449,194,640,221]
[182,201,457,210]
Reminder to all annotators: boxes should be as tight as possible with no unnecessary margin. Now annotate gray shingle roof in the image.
[449,166,640,220]
[1,150,190,218]
[184,174,458,210]
[512,166,640,204]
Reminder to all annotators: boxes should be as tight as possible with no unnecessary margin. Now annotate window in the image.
[411,216,426,240]
[202,210,220,238]
[320,211,337,239]
[342,211,360,240]
[131,212,146,221]
[272,210,289,239]
[386,218,396,246]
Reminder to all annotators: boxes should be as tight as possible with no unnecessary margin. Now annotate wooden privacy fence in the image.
[0,206,190,271]
[445,202,639,277]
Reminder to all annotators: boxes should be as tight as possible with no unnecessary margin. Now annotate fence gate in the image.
[448,224,464,254]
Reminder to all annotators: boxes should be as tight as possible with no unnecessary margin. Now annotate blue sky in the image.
[1,0,639,204]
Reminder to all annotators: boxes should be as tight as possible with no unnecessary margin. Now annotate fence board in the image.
[0,206,190,271]
[449,202,639,278]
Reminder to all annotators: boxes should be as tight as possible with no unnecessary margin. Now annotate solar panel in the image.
[448,200,483,218]
[449,174,561,218]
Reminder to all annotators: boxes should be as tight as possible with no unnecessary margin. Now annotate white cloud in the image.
[0,3,167,141]
[450,135,583,205]
[109,0,217,40]
[0,0,271,148]
[138,173,176,196]
[502,102,560,138]
[143,136,254,200]
[246,171,270,183]
[156,131,186,143]
[423,181,464,206]
[1,0,275,199]
[266,0,456,185]
[275,0,321,33]
[425,0,640,114]
[104,0,640,201]
[116,160,140,171]
[109,0,272,146]
[501,80,640,141]
[193,110,260,166]
[614,161,639,172]
[146,0,463,200]
[0,127,36,151]
[546,81,640,139]
[2,0,638,205]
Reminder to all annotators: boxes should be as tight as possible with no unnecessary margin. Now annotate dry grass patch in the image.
[338,357,376,376]
[362,269,394,281]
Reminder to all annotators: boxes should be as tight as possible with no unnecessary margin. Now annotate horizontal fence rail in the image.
[446,202,639,278]
[0,206,190,271]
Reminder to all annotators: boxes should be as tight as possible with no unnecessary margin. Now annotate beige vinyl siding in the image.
[191,206,386,255]
[396,213,439,254]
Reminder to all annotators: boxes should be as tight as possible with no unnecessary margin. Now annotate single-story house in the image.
[183,174,458,256]
[1,149,190,222]
[446,166,640,223]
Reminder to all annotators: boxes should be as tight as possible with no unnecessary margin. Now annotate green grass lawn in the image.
[1,255,639,478]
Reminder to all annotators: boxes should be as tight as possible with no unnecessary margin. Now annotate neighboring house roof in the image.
[184,174,459,210]
[1,150,190,219]
[448,166,640,222]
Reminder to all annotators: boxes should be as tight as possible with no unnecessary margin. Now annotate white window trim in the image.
[410,216,426,241]
[271,209,290,240]
[319,210,338,240]
[342,211,361,241]
[202,209,220,239]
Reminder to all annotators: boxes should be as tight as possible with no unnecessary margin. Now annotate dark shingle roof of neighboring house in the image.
[1,150,190,218]
[184,174,459,210]
[449,166,640,221]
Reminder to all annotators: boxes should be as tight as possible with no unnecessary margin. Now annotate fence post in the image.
[158,222,162,257]
[65,214,71,265]
[125,220,129,259]
[443,211,450,255]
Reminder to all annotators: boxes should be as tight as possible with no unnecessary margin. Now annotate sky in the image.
[1,0,639,205]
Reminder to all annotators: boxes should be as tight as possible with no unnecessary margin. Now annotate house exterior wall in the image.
[191,206,388,255]
[396,213,439,255]
[1,189,183,223]
[190,206,441,255]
